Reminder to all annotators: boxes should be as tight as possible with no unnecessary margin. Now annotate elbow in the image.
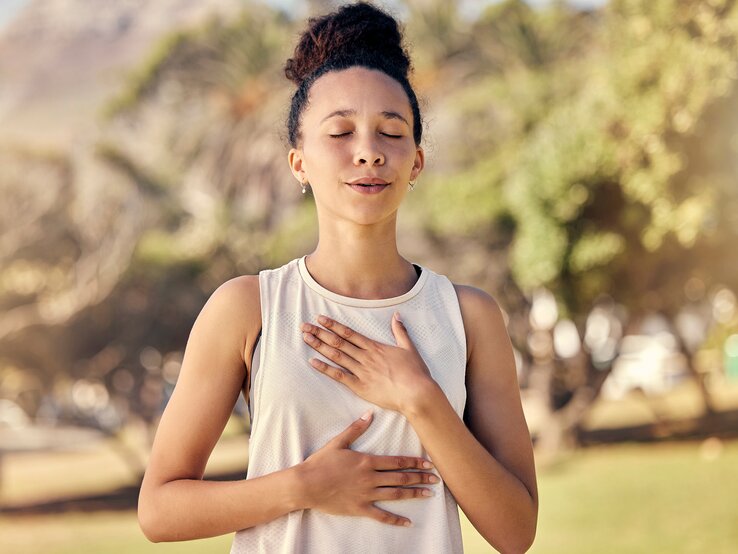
[515,525,537,554]
[493,496,538,554]
[495,525,537,554]
[512,495,538,553]
[138,487,166,543]
[508,487,539,553]
[138,501,162,543]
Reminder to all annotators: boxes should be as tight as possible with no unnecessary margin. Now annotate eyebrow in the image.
[320,108,410,127]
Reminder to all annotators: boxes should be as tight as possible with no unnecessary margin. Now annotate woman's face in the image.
[289,66,424,226]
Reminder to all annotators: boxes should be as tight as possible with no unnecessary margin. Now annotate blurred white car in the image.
[0,398,31,429]
[601,332,690,399]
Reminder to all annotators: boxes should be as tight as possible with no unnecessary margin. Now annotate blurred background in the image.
[1,0,737,552]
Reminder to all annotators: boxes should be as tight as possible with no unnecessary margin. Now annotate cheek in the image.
[394,143,418,168]
[310,138,351,159]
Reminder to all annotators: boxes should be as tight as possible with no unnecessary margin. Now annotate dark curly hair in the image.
[284,1,423,149]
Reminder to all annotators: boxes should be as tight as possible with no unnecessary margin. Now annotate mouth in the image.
[346,182,391,194]
[347,177,390,185]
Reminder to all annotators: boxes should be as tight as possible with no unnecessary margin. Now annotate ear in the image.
[410,146,424,182]
[288,148,307,183]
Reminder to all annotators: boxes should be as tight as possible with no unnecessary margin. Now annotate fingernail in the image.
[422,461,434,469]
[360,409,373,421]
[403,520,412,527]
[421,489,434,497]
[394,311,402,322]
[318,315,328,324]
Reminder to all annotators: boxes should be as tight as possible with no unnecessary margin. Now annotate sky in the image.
[0,0,608,31]
[0,0,26,29]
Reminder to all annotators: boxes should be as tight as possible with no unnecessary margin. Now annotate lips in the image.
[347,177,390,185]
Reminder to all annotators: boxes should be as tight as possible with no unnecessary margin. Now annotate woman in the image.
[137,2,538,553]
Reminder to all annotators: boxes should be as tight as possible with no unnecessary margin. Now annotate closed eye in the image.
[329,132,403,139]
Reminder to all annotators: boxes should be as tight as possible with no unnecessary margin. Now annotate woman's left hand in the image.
[301,312,436,415]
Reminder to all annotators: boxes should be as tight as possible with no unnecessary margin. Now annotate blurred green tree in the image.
[1,0,736,463]
[413,0,738,457]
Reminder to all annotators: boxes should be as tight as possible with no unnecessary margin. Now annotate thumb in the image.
[333,409,373,449]
[391,311,414,350]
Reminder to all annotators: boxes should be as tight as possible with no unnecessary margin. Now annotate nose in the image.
[353,135,385,166]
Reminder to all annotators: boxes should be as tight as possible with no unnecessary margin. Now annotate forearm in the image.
[404,382,537,553]
[138,464,307,542]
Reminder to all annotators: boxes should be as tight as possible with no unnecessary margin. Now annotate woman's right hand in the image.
[297,410,440,527]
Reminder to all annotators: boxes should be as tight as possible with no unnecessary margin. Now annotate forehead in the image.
[305,66,411,121]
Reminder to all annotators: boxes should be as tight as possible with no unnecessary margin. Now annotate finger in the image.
[316,315,374,350]
[303,330,362,373]
[309,358,362,389]
[330,410,373,449]
[391,311,415,351]
[375,470,440,488]
[363,504,412,527]
[369,455,435,471]
[303,322,366,359]
[372,486,434,501]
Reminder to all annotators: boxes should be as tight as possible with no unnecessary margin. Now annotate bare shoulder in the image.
[451,283,537,510]
[217,273,260,308]
[451,283,506,363]
[213,275,262,358]
[452,283,500,312]
[139,274,262,491]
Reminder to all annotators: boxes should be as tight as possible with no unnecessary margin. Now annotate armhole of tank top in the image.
[241,270,263,419]
[446,277,469,368]
[245,330,261,424]
[247,328,261,389]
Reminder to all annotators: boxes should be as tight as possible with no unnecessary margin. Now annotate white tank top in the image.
[230,255,467,553]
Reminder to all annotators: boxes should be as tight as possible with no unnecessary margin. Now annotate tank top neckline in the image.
[297,255,429,308]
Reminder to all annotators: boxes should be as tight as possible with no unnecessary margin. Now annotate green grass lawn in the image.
[526,439,738,554]
[2,438,736,553]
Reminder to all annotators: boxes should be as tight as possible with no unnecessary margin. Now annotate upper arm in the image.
[454,284,538,506]
[140,275,260,492]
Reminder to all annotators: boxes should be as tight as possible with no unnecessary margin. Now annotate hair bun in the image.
[284,2,411,86]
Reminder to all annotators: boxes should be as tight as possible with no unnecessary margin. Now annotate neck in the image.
[305,215,418,300]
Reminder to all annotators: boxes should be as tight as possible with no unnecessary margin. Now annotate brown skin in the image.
[288,66,424,300]
[138,66,538,551]
[301,297,539,552]
[137,66,434,541]
[291,66,538,551]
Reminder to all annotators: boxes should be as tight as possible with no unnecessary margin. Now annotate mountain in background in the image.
[0,0,244,148]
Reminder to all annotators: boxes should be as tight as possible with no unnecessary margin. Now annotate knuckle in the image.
[333,348,343,361]
[333,369,344,381]
[392,488,404,500]
[400,472,411,485]
[331,336,343,348]
[343,327,355,338]
[394,456,404,469]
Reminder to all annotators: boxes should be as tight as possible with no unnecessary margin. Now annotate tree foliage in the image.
[1,0,736,451]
